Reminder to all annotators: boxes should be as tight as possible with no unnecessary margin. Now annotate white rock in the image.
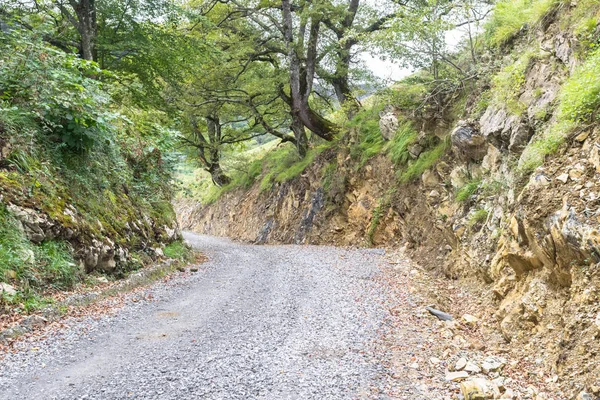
[446,371,470,382]
[455,357,468,371]
[482,357,506,374]
[556,173,569,183]
[462,314,479,324]
[0,282,17,296]
[464,361,482,373]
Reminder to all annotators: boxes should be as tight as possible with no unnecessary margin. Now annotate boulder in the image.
[451,122,487,162]
[379,106,399,141]
[480,107,533,153]
[460,378,501,399]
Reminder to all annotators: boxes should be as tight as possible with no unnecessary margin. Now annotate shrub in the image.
[468,208,489,227]
[163,240,193,262]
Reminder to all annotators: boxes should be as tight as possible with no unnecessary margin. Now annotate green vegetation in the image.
[485,0,562,47]
[490,50,537,115]
[398,140,449,184]
[163,241,194,263]
[456,179,482,202]
[558,48,600,122]
[384,122,418,166]
[468,208,489,227]
[349,106,386,167]
[367,191,395,245]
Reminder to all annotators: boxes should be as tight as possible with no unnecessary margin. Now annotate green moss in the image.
[398,140,449,184]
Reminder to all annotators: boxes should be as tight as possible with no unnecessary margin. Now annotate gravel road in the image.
[0,233,431,399]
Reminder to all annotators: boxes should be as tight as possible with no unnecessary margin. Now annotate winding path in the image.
[0,233,438,399]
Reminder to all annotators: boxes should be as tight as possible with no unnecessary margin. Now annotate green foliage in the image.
[468,208,489,227]
[485,0,561,47]
[384,122,418,166]
[348,106,385,167]
[163,241,193,262]
[0,205,78,311]
[456,179,481,202]
[0,28,116,152]
[398,140,449,183]
[490,51,537,115]
[558,48,600,122]
[518,122,571,174]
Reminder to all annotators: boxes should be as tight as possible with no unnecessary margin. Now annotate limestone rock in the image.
[455,357,468,371]
[482,357,506,374]
[481,145,502,173]
[460,378,501,400]
[422,169,440,187]
[379,106,399,141]
[446,370,470,382]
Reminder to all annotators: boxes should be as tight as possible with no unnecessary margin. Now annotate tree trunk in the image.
[290,114,308,158]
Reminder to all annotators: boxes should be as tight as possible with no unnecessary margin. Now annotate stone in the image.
[450,166,468,189]
[568,166,585,180]
[455,357,468,371]
[451,122,487,162]
[446,371,470,382]
[462,314,479,324]
[556,173,569,183]
[429,357,441,365]
[482,357,506,374]
[408,143,424,158]
[460,378,501,399]
[0,282,17,296]
[464,362,482,374]
[379,106,399,141]
[575,130,590,142]
[576,392,593,400]
[422,169,440,187]
[22,315,47,330]
[481,145,502,173]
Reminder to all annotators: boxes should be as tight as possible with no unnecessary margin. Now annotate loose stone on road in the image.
[0,233,451,399]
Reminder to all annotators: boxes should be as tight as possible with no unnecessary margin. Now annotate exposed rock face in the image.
[479,108,533,152]
[451,121,487,162]
[379,106,399,140]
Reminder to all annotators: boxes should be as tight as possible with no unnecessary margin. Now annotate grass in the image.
[367,190,395,245]
[456,179,481,202]
[398,140,449,184]
[384,122,418,166]
[558,48,600,123]
[485,0,562,47]
[163,240,194,262]
[519,47,600,175]
[348,106,386,167]
[491,50,537,115]
[468,208,489,227]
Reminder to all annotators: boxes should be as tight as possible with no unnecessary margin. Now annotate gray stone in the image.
[451,122,487,161]
[379,106,399,141]
[0,282,17,296]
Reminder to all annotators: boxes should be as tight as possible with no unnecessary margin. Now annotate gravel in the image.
[0,233,419,399]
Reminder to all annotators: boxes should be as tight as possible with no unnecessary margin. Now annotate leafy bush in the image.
[163,241,193,261]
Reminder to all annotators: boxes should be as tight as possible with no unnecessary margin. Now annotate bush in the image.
[163,241,193,262]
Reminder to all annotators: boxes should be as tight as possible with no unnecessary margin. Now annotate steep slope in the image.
[178,1,600,396]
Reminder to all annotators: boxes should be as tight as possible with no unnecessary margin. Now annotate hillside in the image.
[177,0,600,396]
